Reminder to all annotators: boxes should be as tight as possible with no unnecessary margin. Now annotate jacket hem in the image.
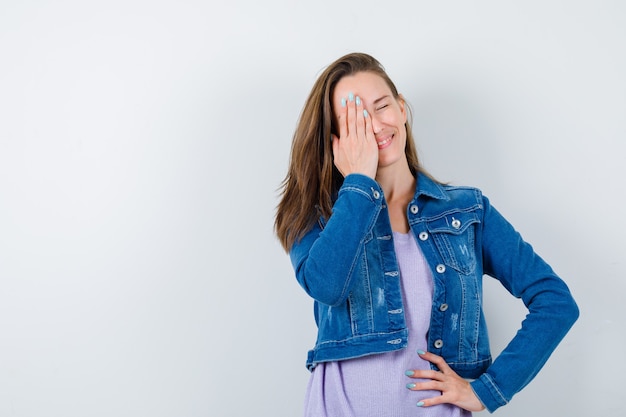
[306,329,408,371]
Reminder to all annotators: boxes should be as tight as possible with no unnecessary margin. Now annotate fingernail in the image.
[341,97,347,107]
[405,370,414,376]
[363,109,368,118]
[355,96,361,106]
[417,349,426,355]
[348,92,354,102]
[406,383,416,389]
[416,401,425,407]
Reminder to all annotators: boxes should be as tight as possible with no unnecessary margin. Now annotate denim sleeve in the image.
[470,195,579,412]
[288,174,384,307]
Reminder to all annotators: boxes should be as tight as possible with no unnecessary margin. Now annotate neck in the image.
[376,159,416,233]
[375,160,416,204]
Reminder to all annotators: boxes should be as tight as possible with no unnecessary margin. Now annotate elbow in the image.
[301,278,349,307]
[295,257,352,307]
[565,295,580,327]
[296,266,350,307]
[550,291,580,332]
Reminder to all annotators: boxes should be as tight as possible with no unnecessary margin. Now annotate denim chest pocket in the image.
[426,211,480,274]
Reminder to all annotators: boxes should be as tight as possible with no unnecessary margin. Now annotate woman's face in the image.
[332,71,407,170]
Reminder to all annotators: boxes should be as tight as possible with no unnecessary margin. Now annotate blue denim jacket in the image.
[289,173,578,412]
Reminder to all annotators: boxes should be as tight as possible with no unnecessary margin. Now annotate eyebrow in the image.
[373,95,390,105]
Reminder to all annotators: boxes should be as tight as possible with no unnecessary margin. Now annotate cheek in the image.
[381,111,403,127]
[396,107,407,125]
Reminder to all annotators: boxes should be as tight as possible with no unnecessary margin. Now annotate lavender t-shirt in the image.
[302,231,472,417]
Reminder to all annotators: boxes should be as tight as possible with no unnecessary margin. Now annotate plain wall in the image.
[0,1,624,416]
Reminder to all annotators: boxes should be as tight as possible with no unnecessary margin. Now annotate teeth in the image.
[377,135,392,146]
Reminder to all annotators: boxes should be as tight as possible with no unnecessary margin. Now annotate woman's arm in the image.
[470,196,579,412]
[406,195,578,413]
[289,174,385,306]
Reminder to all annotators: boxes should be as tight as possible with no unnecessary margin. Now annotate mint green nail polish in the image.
[355,96,361,106]
[417,349,426,355]
[341,97,347,107]
[363,109,368,117]
[406,383,416,389]
[348,92,354,101]
[417,401,425,407]
[405,370,414,376]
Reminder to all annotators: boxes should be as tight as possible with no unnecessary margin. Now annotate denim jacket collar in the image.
[415,172,450,201]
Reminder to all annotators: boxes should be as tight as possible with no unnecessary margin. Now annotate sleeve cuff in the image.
[470,373,509,413]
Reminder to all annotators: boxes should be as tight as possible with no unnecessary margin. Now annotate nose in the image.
[369,111,383,134]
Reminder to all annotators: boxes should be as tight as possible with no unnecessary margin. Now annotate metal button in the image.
[372,190,381,199]
[439,303,449,312]
[436,264,446,273]
[451,218,461,229]
[418,232,429,241]
[434,339,444,349]
[410,205,419,214]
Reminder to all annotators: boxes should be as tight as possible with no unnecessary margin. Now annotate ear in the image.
[397,94,407,124]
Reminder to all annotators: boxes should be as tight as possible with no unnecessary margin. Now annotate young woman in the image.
[274,52,578,416]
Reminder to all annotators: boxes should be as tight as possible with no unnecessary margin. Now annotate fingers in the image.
[418,350,452,373]
[336,97,347,140]
[363,108,374,141]
[405,379,444,393]
[337,92,369,142]
[405,350,449,380]
[405,368,443,381]
[405,350,486,412]
[346,92,357,139]
[354,95,366,140]
[332,92,378,178]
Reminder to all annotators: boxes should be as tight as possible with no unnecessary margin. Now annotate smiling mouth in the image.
[377,134,393,148]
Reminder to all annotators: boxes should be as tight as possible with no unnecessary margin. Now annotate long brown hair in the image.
[274,52,430,252]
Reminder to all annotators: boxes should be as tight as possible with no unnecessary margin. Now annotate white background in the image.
[0,1,624,416]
